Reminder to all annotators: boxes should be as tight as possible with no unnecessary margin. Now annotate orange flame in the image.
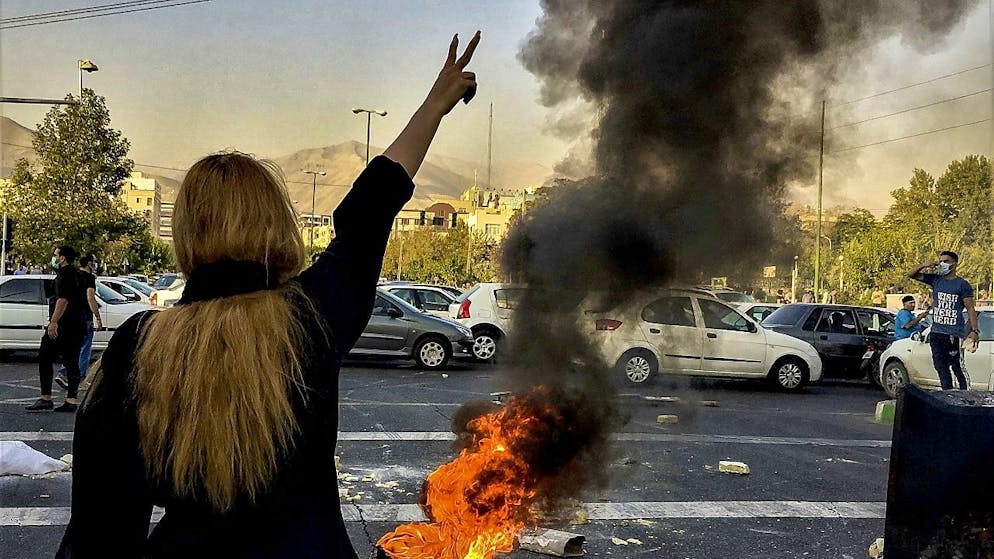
[377,396,553,559]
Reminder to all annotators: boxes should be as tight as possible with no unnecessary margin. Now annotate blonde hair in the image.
[134,152,310,512]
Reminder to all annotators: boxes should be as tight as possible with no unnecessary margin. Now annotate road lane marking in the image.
[0,431,891,447]
[1,501,885,526]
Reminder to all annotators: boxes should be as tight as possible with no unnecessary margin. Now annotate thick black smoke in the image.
[476,0,977,512]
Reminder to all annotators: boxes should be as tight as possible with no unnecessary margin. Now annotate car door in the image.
[696,297,767,376]
[354,294,412,353]
[907,328,941,388]
[417,289,455,318]
[638,296,703,374]
[970,311,994,390]
[856,309,896,351]
[813,308,864,376]
[0,278,47,347]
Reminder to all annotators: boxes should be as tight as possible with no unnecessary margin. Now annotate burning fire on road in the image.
[377,386,608,559]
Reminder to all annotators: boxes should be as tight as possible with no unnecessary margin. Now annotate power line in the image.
[829,64,990,109]
[0,0,176,24]
[0,0,210,29]
[828,88,992,130]
[827,118,991,155]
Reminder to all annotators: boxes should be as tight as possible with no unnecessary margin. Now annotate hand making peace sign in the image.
[425,30,481,115]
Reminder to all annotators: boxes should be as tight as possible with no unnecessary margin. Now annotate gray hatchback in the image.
[349,289,475,369]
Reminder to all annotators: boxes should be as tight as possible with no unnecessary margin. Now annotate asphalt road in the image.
[0,352,894,559]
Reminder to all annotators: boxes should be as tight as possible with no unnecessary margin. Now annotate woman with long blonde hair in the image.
[57,32,480,558]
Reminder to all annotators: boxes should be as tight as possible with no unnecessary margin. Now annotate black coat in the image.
[57,156,413,558]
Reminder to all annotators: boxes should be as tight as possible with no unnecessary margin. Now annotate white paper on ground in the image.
[0,441,71,476]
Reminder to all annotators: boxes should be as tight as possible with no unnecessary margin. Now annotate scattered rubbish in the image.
[517,528,585,557]
[40,494,50,498]
[374,481,400,489]
[334,455,342,473]
[569,509,589,525]
[610,537,629,546]
[656,414,679,424]
[699,400,719,407]
[632,518,656,527]
[0,441,70,476]
[490,391,511,405]
[645,396,681,403]
[625,538,643,545]
[868,537,884,558]
[362,474,375,482]
[59,454,73,468]
[718,461,751,475]
[441,374,449,379]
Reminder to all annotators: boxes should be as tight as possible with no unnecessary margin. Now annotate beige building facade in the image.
[122,172,161,238]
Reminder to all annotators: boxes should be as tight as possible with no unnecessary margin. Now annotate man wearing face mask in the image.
[909,251,979,390]
[26,246,87,412]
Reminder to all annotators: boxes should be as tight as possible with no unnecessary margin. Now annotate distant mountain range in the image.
[1,117,553,216]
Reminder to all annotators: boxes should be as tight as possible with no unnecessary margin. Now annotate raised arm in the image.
[909,261,937,283]
[383,31,480,178]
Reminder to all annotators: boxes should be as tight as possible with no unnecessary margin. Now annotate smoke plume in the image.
[478,0,978,511]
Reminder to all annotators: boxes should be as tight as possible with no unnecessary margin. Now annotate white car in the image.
[380,283,460,319]
[585,288,822,391]
[150,274,185,308]
[99,276,153,304]
[878,308,994,398]
[448,282,523,361]
[0,275,155,352]
[738,302,783,324]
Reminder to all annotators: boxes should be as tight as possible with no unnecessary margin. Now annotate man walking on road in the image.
[55,254,102,390]
[26,246,87,412]
[909,251,979,390]
[894,295,929,340]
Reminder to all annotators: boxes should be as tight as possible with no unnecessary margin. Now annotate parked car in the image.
[761,303,896,382]
[150,278,186,308]
[738,302,783,323]
[380,284,459,318]
[126,273,150,285]
[0,275,155,352]
[878,308,994,398]
[448,283,524,361]
[584,288,821,391]
[99,276,153,304]
[697,287,756,306]
[350,289,474,369]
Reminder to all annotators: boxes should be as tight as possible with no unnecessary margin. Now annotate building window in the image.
[485,224,501,237]
[147,198,152,206]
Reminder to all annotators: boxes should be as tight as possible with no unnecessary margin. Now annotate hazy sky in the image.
[1,0,992,212]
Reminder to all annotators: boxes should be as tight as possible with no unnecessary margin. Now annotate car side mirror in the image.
[910,332,921,342]
[125,292,140,302]
[747,321,758,333]
[387,307,403,319]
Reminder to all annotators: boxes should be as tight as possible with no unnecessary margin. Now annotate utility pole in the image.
[487,103,493,189]
[814,100,826,299]
[989,0,994,297]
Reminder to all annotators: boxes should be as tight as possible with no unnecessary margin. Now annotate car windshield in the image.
[122,279,154,296]
[95,282,128,304]
[152,275,177,288]
[762,305,810,327]
[716,291,755,303]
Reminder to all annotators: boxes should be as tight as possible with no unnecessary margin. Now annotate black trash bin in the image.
[885,385,994,558]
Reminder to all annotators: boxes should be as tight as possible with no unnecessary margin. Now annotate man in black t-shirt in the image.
[27,246,87,412]
[55,254,102,390]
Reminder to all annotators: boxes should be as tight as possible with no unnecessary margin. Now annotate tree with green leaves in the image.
[1,89,166,271]
[382,223,500,287]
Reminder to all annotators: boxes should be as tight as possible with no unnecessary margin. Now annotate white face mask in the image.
[938,262,952,275]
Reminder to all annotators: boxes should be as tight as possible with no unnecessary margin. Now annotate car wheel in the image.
[617,349,658,386]
[769,357,808,392]
[415,336,451,370]
[881,360,909,399]
[471,329,499,362]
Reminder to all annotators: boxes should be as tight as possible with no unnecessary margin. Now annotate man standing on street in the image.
[26,246,87,412]
[909,251,979,390]
[55,254,102,390]
[894,295,929,340]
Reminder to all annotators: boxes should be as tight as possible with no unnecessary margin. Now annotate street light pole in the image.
[352,108,387,165]
[78,59,98,97]
[303,170,326,251]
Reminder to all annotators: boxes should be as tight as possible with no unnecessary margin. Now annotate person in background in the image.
[29,263,42,274]
[909,251,979,390]
[57,31,480,557]
[26,246,87,412]
[801,289,814,303]
[13,262,27,275]
[55,254,102,390]
[871,287,885,307]
[894,295,929,340]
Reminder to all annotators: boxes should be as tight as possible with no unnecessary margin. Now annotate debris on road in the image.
[699,400,719,407]
[59,454,73,468]
[718,461,751,475]
[441,373,449,378]
[625,538,643,545]
[868,537,884,558]
[656,414,679,424]
[875,400,896,424]
[334,455,342,473]
[610,537,629,546]
[517,528,585,557]
[645,396,681,403]
[0,441,70,476]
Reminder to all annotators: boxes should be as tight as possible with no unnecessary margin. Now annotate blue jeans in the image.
[58,321,94,380]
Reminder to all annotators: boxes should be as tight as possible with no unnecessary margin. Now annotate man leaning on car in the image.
[909,251,979,390]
